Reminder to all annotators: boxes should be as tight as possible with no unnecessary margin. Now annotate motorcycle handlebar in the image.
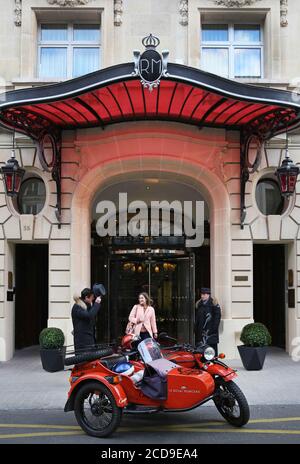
[162,343,195,352]
[161,343,210,357]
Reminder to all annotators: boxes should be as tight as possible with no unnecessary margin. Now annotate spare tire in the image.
[64,347,114,366]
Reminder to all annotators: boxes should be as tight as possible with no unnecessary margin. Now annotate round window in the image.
[17,177,46,215]
[255,178,285,216]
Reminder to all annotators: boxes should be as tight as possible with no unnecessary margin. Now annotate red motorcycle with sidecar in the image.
[64,336,250,438]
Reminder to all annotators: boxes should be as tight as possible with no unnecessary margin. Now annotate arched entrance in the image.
[90,175,210,343]
[70,130,232,345]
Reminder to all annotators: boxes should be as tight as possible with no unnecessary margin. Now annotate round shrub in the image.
[240,323,272,347]
[39,327,65,350]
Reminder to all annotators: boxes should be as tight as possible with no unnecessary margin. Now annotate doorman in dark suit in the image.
[195,287,221,355]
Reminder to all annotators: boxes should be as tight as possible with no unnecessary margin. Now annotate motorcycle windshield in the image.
[138,338,163,364]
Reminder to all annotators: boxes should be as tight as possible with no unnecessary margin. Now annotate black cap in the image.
[93,283,106,297]
[201,287,211,294]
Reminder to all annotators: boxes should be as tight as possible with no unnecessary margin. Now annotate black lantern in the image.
[0,133,25,197]
[276,133,300,197]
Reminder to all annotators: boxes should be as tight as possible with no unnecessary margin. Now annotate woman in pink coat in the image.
[128,292,158,340]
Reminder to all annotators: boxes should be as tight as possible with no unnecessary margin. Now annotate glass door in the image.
[149,257,194,343]
[108,254,195,343]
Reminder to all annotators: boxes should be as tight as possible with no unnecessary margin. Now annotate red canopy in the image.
[1,62,300,140]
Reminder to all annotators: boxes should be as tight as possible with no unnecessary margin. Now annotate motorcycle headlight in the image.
[204,346,215,361]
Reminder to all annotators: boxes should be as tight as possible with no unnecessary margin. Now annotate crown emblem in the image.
[142,33,160,49]
[132,34,169,92]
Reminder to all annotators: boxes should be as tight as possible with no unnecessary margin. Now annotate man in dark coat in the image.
[72,288,102,353]
[194,287,221,355]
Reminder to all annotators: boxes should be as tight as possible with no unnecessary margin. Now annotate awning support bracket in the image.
[37,130,62,229]
[240,130,264,229]
[52,139,62,229]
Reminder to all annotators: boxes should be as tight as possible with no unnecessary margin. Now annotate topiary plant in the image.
[240,322,272,347]
[39,327,65,350]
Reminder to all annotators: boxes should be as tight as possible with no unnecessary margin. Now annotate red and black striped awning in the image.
[1,62,300,140]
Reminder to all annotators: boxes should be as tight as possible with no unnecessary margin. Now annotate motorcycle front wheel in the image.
[74,381,122,438]
[213,380,250,427]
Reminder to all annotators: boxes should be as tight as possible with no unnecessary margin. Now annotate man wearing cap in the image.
[194,288,221,355]
[71,284,106,353]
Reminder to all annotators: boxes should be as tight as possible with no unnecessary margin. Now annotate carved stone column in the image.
[114,0,123,26]
[280,0,288,27]
[14,0,22,26]
[179,0,188,26]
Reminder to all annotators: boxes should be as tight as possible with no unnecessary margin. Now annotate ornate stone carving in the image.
[179,0,188,26]
[47,0,89,6]
[280,0,288,27]
[114,0,123,26]
[14,0,22,26]
[213,0,260,6]
[213,0,288,27]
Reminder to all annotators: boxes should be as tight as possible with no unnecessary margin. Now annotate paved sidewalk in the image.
[0,346,299,410]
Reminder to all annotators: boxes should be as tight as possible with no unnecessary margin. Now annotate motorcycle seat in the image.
[100,354,128,371]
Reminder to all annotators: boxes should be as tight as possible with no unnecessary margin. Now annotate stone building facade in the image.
[1,0,300,361]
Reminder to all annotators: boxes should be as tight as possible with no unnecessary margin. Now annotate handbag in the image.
[125,305,138,335]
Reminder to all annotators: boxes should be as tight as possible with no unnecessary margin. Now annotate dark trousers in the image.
[139,331,151,341]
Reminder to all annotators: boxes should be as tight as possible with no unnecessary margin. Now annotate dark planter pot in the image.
[238,345,268,371]
[40,346,66,372]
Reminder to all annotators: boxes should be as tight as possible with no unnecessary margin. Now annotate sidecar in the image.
[64,339,216,438]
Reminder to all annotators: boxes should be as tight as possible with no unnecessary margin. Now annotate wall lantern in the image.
[0,132,25,197]
[276,132,300,197]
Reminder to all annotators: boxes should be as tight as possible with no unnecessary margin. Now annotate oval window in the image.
[17,177,46,215]
[255,178,285,216]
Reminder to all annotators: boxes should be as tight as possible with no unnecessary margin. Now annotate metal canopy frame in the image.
[1,62,300,229]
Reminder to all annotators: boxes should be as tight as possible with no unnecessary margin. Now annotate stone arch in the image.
[70,154,232,318]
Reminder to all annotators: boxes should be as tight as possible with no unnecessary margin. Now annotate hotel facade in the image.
[1,0,300,361]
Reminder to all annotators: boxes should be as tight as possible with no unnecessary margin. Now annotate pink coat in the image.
[128,304,158,337]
